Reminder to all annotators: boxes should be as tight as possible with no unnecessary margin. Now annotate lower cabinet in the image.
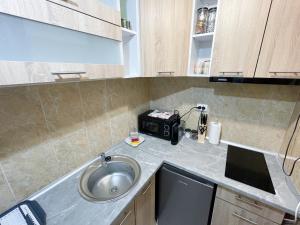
[112,176,155,225]
[211,198,278,225]
[135,176,156,225]
[113,202,136,225]
[211,187,285,225]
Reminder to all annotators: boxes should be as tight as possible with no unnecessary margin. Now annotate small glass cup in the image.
[129,130,139,142]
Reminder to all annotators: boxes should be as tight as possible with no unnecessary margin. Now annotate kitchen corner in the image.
[31,135,299,225]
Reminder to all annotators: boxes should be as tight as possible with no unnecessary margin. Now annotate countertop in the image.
[32,136,300,225]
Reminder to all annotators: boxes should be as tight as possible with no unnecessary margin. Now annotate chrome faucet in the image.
[100,153,107,167]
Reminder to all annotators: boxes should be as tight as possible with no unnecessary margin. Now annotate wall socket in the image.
[197,104,208,112]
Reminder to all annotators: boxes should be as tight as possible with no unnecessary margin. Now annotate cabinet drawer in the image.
[47,0,121,26]
[211,198,279,225]
[216,187,284,224]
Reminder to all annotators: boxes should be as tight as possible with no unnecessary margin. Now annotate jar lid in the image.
[197,7,208,12]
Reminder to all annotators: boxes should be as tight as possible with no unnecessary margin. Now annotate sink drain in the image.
[110,186,119,194]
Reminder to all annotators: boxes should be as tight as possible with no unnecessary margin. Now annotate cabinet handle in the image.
[59,0,78,7]
[269,71,300,74]
[219,72,243,77]
[142,182,152,195]
[120,210,132,225]
[157,71,175,76]
[51,71,86,75]
[51,72,87,80]
[235,195,263,210]
[270,72,300,76]
[232,212,258,225]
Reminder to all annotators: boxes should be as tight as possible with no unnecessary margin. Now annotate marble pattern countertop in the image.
[33,136,300,225]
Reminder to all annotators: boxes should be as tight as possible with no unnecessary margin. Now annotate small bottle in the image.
[194,58,204,74]
[207,7,217,33]
[195,7,209,34]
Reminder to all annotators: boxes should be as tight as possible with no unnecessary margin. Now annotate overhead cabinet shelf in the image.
[122,28,137,42]
[120,0,141,77]
[192,32,214,42]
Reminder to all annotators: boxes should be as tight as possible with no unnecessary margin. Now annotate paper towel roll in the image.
[208,121,221,145]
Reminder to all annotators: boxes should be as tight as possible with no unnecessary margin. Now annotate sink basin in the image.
[79,155,141,202]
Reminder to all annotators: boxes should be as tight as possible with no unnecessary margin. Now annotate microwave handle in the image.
[171,123,179,145]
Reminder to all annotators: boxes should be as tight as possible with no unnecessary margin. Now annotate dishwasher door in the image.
[156,164,216,225]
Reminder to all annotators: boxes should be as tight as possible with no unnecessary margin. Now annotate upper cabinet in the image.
[140,0,193,77]
[256,0,300,78]
[210,0,272,77]
[0,0,124,86]
[47,0,121,26]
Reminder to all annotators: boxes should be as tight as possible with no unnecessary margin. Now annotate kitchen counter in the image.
[32,136,300,225]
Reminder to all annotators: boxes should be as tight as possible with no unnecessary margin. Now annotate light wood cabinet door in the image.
[210,0,271,77]
[113,203,135,225]
[47,0,121,26]
[211,198,278,225]
[135,177,156,225]
[256,0,300,78]
[140,0,192,77]
[119,210,135,225]
[173,0,193,76]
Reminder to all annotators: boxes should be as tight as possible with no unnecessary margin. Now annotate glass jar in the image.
[207,7,217,33]
[195,7,209,34]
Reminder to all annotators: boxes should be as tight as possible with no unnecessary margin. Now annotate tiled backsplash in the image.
[0,78,150,212]
[149,77,300,152]
[0,76,299,212]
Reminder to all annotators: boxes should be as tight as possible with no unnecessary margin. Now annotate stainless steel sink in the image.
[79,155,141,202]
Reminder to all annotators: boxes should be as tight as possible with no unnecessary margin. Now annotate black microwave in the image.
[138,110,183,145]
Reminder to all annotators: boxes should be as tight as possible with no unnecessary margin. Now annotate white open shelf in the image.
[120,0,141,77]
[187,0,219,76]
[193,32,214,41]
[122,28,137,42]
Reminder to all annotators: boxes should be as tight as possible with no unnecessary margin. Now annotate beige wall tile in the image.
[1,143,58,201]
[107,78,150,144]
[79,81,112,156]
[38,83,85,138]
[0,167,16,212]
[52,128,93,175]
[110,111,130,145]
[0,86,49,159]
[280,96,300,192]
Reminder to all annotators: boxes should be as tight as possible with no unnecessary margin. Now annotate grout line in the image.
[77,82,93,156]
[106,80,114,147]
[35,85,60,162]
[36,85,51,135]
[0,162,17,201]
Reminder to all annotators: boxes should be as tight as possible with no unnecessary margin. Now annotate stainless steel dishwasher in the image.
[156,164,216,225]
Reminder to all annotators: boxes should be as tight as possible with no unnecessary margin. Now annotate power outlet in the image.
[197,104,208,112]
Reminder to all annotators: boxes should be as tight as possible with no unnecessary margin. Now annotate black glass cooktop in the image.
[225,145,275,194]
